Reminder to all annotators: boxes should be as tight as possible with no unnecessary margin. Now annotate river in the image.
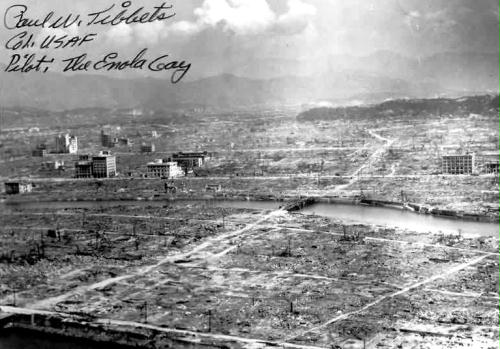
[3,199,498,236]
[302,203,498,236]
[0,328,136,349]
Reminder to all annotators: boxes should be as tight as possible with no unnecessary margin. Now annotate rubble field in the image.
[1,203,497,348]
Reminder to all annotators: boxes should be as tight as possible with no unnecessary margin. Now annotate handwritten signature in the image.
[3,1,175,30]
[3,1,191,82]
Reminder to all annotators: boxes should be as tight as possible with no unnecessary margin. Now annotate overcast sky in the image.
[1,0,498,78]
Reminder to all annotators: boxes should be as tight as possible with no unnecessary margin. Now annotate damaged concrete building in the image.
[55,134,78,154]
[4,182,33,195]
[170,152,208,174]
[441,154,475,175]
[74,152,117,179]
[146,160,184,179]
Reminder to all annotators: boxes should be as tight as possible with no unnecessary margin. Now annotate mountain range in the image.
[297,94,500,122]
[0,51,498,111]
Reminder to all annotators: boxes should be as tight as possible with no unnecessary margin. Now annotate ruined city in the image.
[0,93,498,349]
[0,0,499,348]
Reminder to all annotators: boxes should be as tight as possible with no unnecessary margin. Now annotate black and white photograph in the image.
[0,0,498,348]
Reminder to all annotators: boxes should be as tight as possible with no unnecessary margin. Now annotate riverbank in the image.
[0,312,242,349]
[1,173,497,221]
[4,192,498,224]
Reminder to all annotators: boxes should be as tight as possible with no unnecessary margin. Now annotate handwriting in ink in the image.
[5,30,97,50]
[4,4,81,30]
[5,53,55,73]
[86,1,175,26]
[62,48,191,83]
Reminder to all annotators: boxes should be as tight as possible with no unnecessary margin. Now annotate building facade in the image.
[75,155,93,178]
[147,160,184,179]
[171,152,208,173]
[5,182,33,194]
[55,134,78,154]
[74,153,116,178]
[92,151,116,178]
[118,138,132,146]
[32,148,47,157]
[41,161,65,173]
[101,130,115,148]
[484,162,499,175]
[441,154,475,175]
[32,143,47,157]
[141,143,156,153]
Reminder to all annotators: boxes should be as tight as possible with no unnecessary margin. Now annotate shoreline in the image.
[3,194,498,224]
[0,312,297,349]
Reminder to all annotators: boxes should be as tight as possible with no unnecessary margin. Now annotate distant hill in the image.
[0,68,423,111]
[297,94,500,122]
[0,50,498,111]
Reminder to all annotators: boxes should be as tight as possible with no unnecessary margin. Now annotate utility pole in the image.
[317,159,324,187]
[220,208,226,229]
[208,309,212,333]
[39,231,44,257]
[0,104,3,132]
[56,220,61,241]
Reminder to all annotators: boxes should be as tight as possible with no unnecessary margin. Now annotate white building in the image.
[147,160,184,179]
